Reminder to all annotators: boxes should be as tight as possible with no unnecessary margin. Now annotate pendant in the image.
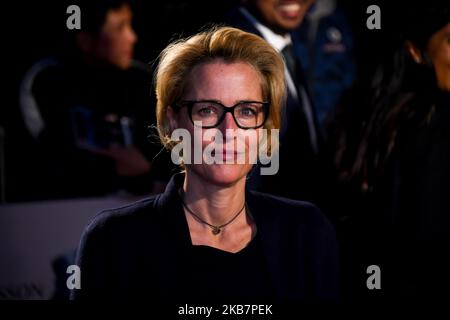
[212,227,221,235]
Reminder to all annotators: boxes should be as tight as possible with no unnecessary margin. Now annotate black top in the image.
[178,232,276,302]
[72,173,339,301]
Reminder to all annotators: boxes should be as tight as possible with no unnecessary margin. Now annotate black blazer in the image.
[72,173,339,301]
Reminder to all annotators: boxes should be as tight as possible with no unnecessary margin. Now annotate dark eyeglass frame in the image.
[175,100,270,129]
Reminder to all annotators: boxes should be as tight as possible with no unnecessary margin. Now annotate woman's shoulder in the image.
[82,194,163,238]
[248,189,316,208]
[247,190,333,230]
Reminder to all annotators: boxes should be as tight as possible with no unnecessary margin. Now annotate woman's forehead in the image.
[184,61,263,101]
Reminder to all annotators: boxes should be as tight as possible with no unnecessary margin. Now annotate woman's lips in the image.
[209,149,245,160]
[220,150,244,156]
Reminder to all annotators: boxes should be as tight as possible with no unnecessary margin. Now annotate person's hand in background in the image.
[92,144,151,177]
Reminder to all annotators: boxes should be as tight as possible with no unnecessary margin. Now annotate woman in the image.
[334,2,450,301]
[73,26,339,301]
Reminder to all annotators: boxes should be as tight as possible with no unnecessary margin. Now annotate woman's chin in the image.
[192,164,251,187]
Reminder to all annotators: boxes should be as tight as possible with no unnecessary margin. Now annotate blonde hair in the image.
[154,26,286,153]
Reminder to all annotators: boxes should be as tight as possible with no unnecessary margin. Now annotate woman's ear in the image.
[405,40,423,64]
[166,106,178,131]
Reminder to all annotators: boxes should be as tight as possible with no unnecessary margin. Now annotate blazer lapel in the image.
[153,174,193,300]
[246,191,290,300]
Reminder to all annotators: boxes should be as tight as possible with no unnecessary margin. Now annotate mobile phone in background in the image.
[70,106,134,151]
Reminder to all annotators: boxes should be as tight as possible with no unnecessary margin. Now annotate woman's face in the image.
[170,60,265,187]
[427,23,450,92]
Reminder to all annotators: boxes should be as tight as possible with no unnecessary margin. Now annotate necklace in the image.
[180,190,246,235]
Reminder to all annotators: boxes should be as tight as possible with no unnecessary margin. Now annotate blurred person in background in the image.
[19,0,169,200]
[293,0,355,131]
[333,1,450,301]
[224,0,328,203]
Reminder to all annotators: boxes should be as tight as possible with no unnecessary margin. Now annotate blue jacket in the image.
[293,4,355,126]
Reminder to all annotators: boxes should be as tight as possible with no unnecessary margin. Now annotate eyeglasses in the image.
[175,100,269,129]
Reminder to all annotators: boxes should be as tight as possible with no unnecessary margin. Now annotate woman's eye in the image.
[198,107,216,116]
[239,107,257,117]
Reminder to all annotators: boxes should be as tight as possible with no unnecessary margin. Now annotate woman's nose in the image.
[220,112,238,131]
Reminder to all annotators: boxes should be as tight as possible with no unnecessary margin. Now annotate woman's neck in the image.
[182,170,246,226]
